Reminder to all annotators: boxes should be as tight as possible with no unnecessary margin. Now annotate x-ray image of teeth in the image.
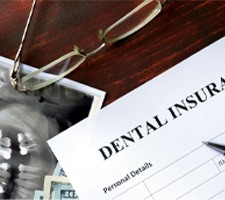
[0,60,97,199]
[0,108,58,199]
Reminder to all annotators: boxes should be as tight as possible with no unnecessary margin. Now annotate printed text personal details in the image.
[103,162,152,194]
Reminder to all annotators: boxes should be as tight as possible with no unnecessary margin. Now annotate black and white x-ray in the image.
[0,56,105,199]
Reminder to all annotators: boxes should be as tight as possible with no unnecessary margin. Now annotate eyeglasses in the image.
[10,0,166,92]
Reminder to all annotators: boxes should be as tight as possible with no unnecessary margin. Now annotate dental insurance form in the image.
[49,36,225,200]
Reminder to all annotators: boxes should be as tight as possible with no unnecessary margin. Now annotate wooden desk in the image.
[0,0,225,106]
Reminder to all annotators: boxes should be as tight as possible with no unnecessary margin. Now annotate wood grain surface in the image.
[0,0,225,106]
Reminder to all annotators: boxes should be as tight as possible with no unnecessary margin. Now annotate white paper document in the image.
[49,36,225,200]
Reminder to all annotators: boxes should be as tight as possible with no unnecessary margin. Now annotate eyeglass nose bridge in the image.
[86,43,106,58]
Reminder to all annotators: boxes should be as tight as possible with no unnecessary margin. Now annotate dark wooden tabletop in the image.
[0,0,225,106]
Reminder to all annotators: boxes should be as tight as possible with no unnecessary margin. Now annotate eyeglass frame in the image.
[10,0,166,92]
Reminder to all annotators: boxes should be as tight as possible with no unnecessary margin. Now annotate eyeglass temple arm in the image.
[99,0,165,44]
[10,0,37,89]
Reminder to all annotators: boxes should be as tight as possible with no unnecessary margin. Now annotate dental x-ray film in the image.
[0,56,105,199]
